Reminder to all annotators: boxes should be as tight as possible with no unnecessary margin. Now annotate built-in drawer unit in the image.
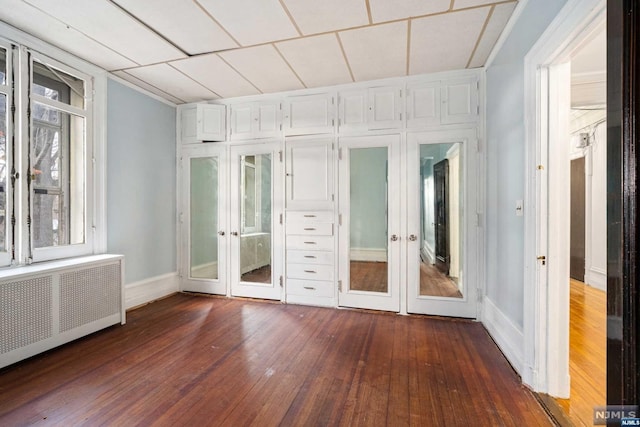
[285,210,335,307]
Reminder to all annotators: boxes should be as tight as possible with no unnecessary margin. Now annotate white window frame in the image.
[0,39,14,267]
[0,22,107,268]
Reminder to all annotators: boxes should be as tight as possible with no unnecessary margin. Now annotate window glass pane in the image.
[190,157,219,280]
[0,48,6,85]
[0,93,6,252]
[32,104,85,248]
[32,61,84,109]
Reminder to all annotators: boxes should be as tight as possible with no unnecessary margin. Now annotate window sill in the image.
[0,254,123,280]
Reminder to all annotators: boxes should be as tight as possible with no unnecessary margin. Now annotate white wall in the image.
[484,0,568,331]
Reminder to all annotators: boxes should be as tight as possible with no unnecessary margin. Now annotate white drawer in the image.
[286,235,334,251]
[286,222,333,236]
[287,250,334,265]
[287,279,334,298]
[286,211,333,223]
[287,263,334,281]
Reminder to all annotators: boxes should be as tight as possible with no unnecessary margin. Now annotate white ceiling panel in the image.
[24,0,186,65]
[219,45,304,94]
[339,21,408,82]
[111,0,238,55]
[281,0,369,35]
[125,64,218,103]
[410,7,489,75]
[468,3,517,68]
[196,0,299,46]
[276,34,353,87]
[368,0,450,23]
[453,0,515,9]
[112,71,184,104]
[170,54,260,99]
[0,0,137,70]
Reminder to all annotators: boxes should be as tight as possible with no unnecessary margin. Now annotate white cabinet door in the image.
[180,104,226,143]
[230,101,281,140]
[229,103,254,141]
[338,90,368,133]
[255,101,280,138]
[441,78,479,124]
[283,93,335,136]
[286,137,334,210]
[406,82,440,128]
[368,86,402,129]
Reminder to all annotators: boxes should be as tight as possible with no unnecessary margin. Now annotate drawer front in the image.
[287,263,334,281]
[287,279,334,298]
[286,211,333,223]
[286,235,334,251]
[287,250,334,265]
[286,222,333,236]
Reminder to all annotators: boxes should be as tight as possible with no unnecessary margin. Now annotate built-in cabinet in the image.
[178,69,482,317]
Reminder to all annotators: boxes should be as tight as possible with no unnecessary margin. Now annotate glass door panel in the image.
[230,142,283,300]
[407,130,478,318]
[181,144,226,295]
[339,135,400,312]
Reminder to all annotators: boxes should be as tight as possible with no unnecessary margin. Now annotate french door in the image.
[229,141,284,300]
[181,144,227,295]
[406,129,478,318]
[338,134,401,312]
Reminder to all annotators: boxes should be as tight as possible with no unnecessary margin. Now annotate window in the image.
[0,34,104,267]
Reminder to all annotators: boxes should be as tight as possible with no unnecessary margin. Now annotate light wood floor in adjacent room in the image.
[554,279,606,426]
[0,294,553,426]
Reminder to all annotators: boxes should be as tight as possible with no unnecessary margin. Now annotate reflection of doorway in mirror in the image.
[419,143,463,298]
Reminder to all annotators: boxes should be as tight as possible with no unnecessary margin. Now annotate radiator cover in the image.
[0,255,124,369]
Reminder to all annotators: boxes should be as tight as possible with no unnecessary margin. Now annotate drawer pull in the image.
[303,214,316,218]
[304,255,316,259]
[303,241,317,245]
[304,227,316,231]
[304,270,317,274]
[303,286,316,290]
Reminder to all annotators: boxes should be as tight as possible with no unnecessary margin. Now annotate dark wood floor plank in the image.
[0,294,553,426]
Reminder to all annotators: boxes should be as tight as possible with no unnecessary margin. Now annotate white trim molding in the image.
[482,297,524,374]
[125,272,179,310]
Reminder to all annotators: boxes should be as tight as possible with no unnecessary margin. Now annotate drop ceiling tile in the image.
[453,0,513,9]
[112,0,238,55]
[281,0,369,35]
[0,0,137,70]
[125,64,218,103]
[24,0,186,65]
[339,21,408,82]
[170,54,260,99]
[196,0,299,46]
[219,45,304,94]
[276,34,352,87]
[468,3,517,68]
[112,71,184,104]
[410,7,489,75]
[368,0,450,23]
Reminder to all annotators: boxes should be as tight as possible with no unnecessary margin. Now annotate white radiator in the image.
[0,254,124,369]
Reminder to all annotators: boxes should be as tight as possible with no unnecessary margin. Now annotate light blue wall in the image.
[107,79,176,284]
[485,0,567,328]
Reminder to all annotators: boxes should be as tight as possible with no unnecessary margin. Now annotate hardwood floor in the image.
[242,264,271,283]
[554,279,606,426]
[0,294,553,426]
[419,261,463,298]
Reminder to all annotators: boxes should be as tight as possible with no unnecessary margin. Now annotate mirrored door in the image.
[407,130,478,317]
[181,144,227,295]
[338,135,400,312]
[230,141,283,300]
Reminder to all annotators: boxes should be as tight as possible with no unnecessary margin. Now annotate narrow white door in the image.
[181,144,227,295]
[338,135,401,312]
[230,141,284,300]
[406,129,478,317]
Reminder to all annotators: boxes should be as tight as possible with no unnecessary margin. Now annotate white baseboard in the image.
[585,266,606,292]
[421,243,435,264]
[350,248,387,262]
[125,272,179,310]
[481,296,524,375]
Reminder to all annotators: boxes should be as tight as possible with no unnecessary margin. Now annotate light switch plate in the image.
[516,200,524,216]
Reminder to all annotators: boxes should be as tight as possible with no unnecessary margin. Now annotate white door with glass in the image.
[181,144,227,295]
[230,142,283,300]
[338,134,401,312]
[406,129,478,318]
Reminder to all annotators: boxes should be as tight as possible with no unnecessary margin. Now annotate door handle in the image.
[231,231,239,236]
[408,234,417,241]
[390,234,399,241]
[218,231,225,236]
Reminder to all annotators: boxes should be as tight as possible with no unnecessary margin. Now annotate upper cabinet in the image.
[285,137,334,210]
[180,104,226,143]
[229,100,281,141]
[283,93,335,136]
[338,86,403,133]
[406,77,479,128]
